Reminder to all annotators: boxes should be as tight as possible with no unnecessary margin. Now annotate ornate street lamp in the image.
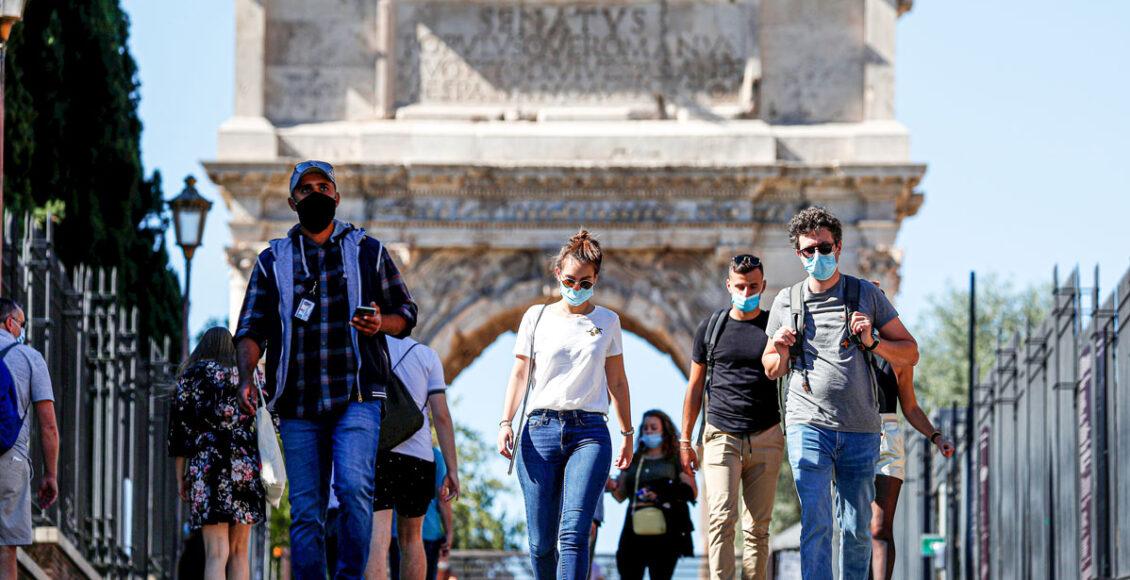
[0,0,28,294]
[168,175,213,360]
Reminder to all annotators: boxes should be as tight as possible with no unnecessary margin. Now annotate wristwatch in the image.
[866,330,881,352]
[621,428,635,437]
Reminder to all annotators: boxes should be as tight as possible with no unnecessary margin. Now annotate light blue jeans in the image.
[517,410,612,580]
[786,424,881,580]
[280,400,382,579]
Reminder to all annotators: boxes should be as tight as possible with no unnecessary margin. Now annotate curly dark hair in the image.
[787,206,843,249]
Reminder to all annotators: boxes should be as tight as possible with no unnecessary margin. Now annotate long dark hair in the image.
[178,327,237,377]
[634,409,680,460]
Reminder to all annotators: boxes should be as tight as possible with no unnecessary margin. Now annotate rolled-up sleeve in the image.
[234,253,279,349]
[377,247,418,338]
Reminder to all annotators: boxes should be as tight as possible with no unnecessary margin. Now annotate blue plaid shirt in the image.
[236,224,417,418]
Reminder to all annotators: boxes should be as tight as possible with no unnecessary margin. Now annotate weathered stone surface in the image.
[395,1,756,111]
[212,0,923,378]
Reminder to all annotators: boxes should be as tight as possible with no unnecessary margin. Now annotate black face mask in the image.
[294,193,336,232]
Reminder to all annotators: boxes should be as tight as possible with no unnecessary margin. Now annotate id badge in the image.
[294,298,315,322]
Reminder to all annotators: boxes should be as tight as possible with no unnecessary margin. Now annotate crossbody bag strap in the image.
[508,304,549,475]
[393,342,421,371]
[391,341,432,413]
[631,457,646,511]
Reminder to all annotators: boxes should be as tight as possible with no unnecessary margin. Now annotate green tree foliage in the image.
[914,274,1049,410]
[3,1,182,352]
[451,422,525,550]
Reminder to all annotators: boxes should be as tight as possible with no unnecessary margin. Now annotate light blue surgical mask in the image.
[640,433,663,449]
[560,285,594,307]
[731,292,761,312]
[803,252,838,281]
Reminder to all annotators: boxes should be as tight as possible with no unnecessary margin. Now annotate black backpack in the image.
[783,275,896,417]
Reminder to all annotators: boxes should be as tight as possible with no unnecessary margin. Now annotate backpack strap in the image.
[842,274,881,410]
[843,273,862,314]
[0,343,19,360]
[778,281,810,432]
[0,342,33,439]
[694,308,729,446]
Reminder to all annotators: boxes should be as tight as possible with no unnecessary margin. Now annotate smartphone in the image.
[353,306,377,319]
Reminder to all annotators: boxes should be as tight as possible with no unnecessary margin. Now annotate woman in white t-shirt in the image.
[497,230,634,580]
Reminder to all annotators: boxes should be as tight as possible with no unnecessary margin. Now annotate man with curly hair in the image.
[762,207,919,580]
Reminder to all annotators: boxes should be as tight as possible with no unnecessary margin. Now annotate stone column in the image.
[234,0,266,118]
[375,0,397,118]
[219,0,276,161]
[864,0,898,120]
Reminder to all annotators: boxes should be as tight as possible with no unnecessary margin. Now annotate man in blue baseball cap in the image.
[235,159,419,579]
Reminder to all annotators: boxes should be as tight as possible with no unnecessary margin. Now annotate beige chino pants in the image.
[702,423,784,580]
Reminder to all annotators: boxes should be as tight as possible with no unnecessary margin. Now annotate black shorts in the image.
[373,452,436,518]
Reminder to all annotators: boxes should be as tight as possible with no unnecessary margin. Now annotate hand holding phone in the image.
[350,303,382,337]
[353,306,377,319]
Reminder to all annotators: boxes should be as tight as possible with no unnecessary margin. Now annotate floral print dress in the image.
[167,360,267,529]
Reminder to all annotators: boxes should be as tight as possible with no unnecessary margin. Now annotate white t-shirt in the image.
[512,304,624,415]
[387,336,447,462]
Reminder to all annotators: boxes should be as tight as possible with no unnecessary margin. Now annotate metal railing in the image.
[893,265,1130,580]
[2,214,181,578]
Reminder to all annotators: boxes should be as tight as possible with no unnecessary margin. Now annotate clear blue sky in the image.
[121,0,1130,556]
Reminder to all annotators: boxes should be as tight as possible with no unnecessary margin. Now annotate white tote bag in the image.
[256,386,287,508]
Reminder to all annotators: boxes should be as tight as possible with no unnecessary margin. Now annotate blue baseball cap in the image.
[289,160,337,194]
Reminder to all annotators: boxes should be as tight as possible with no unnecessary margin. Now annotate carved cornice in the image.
[205,161,925,198]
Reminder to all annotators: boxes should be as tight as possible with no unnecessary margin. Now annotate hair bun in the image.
[569,229,592,246]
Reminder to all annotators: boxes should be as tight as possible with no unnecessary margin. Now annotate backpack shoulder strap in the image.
[841,275,882,409]
[703,309,729,372]
[695,308,729,445]
[0,343,19,360]
[843,274,862,314]
[788,281,807,360]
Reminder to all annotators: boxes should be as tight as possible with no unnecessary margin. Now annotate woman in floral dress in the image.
[168,327,266,580]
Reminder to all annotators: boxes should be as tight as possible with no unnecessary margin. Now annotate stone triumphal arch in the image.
[207,0,924,380]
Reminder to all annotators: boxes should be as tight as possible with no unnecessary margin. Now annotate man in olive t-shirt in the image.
[679,254,782,580]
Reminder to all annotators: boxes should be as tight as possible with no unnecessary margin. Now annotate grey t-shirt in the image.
[0,331,54,462]
[765,276,899,433]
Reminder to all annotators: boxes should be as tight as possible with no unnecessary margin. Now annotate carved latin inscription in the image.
[396,2,755,106]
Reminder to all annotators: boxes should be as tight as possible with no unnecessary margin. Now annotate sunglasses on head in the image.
[561,277,595,290]
[731,254,762,268]
[798,242,835,258]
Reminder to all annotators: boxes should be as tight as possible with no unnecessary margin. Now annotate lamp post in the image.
[0,0,28,294]
[168,175,212,361]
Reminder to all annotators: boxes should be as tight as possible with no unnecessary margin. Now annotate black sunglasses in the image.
[731,254,762,268]
[561,278,595,290]
[798,242,835,258]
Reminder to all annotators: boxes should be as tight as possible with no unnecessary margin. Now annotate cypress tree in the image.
[3,0,182,352]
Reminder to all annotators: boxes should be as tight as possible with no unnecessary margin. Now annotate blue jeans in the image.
[280,400,383,580]
[517,410,612,580]
[786,424,880,580]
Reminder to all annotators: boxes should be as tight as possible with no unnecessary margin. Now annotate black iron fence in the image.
[894,265,1129,580]
[2,214,181,577]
